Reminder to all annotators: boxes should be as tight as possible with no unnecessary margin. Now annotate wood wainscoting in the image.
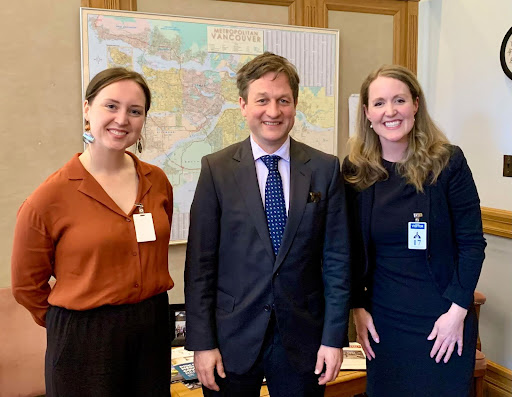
[485,360,512,397]
[481,207,512,239]
[481,208,512,396]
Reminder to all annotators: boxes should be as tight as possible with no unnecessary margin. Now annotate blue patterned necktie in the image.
[261,155,287,256]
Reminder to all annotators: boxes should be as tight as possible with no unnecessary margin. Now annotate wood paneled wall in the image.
[220,0,419,73]
[81,0,137,10]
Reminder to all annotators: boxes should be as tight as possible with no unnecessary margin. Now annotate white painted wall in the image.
[418,0,512,210]
[418,0,512,369]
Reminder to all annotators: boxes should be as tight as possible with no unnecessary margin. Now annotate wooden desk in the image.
[170,371,366,397]
[170,382,269,397]
[324,371,367,397]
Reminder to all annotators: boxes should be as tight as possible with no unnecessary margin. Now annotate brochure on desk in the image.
[174,362,198,380]
[340,342,367,371]
[171,347,197,381]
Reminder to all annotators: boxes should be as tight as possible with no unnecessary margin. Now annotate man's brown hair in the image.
[236,52,300,104]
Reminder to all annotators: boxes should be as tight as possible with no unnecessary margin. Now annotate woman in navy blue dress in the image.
[342,65,486,396]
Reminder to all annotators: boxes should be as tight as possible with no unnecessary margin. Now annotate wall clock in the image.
[500,27,512,79]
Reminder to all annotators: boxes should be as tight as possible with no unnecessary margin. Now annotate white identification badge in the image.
[133,213,156,242]
[408,222,427,250]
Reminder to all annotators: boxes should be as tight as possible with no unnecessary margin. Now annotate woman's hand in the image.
[427,303,468,363]
[353,308,379,360]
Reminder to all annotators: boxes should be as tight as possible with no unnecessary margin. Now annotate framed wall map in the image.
[81,8,339,242]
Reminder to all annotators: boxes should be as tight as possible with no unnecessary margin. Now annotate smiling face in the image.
[239,72,296,154]
[365,76,419,151]
[83,79,146,153]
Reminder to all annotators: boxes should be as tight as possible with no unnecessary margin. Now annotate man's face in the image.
[239,72,297,154]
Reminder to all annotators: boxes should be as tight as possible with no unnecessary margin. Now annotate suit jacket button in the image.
[264,304,272,312]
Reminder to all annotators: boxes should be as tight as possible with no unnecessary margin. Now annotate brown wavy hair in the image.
[345,65,451,192]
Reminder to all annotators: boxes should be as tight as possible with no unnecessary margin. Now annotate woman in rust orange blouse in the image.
[11,68,174,396]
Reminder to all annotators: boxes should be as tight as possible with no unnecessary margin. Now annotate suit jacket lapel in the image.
[273,139,311,272]
[421,184,431,260]
[359,184,374,273]
[233,138,275,261]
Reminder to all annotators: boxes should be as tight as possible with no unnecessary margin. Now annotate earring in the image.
[370,123,373,129]
[137,138,143,153]
[83,132,95,144]
[82,122,95,144]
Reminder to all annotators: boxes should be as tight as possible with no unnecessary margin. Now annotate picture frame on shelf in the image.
[170,304,186,347]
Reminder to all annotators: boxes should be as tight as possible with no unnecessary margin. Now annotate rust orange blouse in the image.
[11,152,174,327]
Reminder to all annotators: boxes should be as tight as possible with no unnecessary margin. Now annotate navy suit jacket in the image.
[343,145,486,311]
[185,137,351,375]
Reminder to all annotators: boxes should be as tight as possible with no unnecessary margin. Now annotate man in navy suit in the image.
[185,52,351,397]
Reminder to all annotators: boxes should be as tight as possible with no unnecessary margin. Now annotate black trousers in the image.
[45,293,170,397]
[202,313,325,397]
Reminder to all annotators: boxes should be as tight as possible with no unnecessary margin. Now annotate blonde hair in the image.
[345,65,451,192]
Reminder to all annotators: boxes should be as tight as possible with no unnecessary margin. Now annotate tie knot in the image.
[261,155,281,171]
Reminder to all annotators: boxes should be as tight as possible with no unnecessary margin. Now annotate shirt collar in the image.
[66,151,153,180]
[250,135,291,163]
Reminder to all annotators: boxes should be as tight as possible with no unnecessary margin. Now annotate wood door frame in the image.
[218,0,306,26]
[220,0,418,73]
[81,0,137,11]
[314,0,418,73]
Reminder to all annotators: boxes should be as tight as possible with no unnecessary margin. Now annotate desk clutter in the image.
[171,347,201,389]
[341,342,367,371]
[170,346,367,397]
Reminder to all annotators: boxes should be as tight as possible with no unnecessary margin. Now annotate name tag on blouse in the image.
[408,222,427,250]
[133,213,156,242]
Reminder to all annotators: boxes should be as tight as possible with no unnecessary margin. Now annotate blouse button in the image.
[132,252,137,256]
[134,283,139,288]
[125,218,131,222]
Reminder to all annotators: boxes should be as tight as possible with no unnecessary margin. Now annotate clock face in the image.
[501,27,512,79]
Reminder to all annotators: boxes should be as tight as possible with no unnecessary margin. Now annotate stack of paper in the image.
[340,342,367,371]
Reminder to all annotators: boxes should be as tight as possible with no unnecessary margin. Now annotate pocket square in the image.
[308,191,321,203]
